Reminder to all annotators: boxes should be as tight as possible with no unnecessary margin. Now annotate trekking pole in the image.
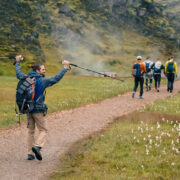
[0,55,15,59]
[70,63,124,82]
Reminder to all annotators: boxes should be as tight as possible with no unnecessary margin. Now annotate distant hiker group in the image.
[131,56,178,99]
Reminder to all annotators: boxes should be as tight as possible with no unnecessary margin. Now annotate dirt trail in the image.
[0,81,180,180]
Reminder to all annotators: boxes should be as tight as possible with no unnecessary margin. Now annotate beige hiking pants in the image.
[28,113,48,155]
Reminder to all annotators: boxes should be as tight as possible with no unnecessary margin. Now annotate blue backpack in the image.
[145,62,150,73]
[167,61,175,73]
[133,63,142,77]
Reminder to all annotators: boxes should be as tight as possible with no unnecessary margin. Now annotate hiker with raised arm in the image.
[165,56,178,93]
[131,56,146,99]
[152,58,164,92]
[14,55,70,161]
[144,56,154,91]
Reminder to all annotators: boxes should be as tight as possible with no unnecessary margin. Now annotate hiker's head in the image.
[32,64,46,76]
[146,56,150,60]
[137,56,142,60]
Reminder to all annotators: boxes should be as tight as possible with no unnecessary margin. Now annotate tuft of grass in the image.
[50,112,180,180]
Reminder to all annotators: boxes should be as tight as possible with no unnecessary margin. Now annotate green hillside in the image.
[0,0,180,76]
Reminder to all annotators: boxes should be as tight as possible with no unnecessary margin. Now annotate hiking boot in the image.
[170,90,173,93]
[167,88,169,92]
[132,92,135,98]
[139,96,143,99]
[157,89,160,92]
[32,146,42,160]
[27,154,35,160]
[149,86,151,91]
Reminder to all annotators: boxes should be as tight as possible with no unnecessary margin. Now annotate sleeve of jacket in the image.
[15,62,27,80]
[41,67,67,88]
[165,61,168,73]
[174,62,178,74]
[141,63,146,73]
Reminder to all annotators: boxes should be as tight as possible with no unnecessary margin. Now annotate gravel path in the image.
[0,81,180,180]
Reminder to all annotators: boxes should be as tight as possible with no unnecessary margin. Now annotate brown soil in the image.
[0,81,180,180]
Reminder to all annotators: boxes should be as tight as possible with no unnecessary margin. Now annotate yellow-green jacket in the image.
[165,60,178,74]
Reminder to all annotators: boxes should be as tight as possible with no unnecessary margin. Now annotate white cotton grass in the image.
[131,117,180,164]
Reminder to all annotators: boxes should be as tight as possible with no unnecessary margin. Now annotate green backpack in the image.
[167,62,175,73]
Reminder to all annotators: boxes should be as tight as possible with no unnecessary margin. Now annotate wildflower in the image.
[131,129,134,134]
[141,165,144,169]
[172,147,175,151]
[146,149,149,155]
[171,140,174,145]
[141,121,144,124]
[141,128,143,133]
[167,133,171,137]
[167,120,169,123]
[171,121,173,124]
[137,139,140,143]
[148,134,151,138]
[156,136,159,140]
[134,136,136,140]
[143,137,146,141]
[149,139,152,145]
[157,122,160,129]
[162,118,165,122]
[174,124,176,128]
[177,139,179,143]
[172,128,174,132]
[171,162,175,166]
[138,126,141,130]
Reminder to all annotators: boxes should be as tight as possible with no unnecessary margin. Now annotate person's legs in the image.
[28,114,35,155]
[32,113,48,160]
[132,77,139,98]
[167,74,171,91]
[140,77,144,97]
[170,73,175,92]
[33,113,48,148]
[145,77,149,91]
[149,78,152,90]
[154,75,158,89]
[157,75,161,92]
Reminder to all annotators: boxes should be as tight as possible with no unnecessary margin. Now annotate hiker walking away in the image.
[15,55,70,161]
[165,57,178,93]
[131,56,146,99]
[144,56,154,91]
[153,58,164,92]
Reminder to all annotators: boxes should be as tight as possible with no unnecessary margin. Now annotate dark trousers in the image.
[145,78,152,88]
[154,74,161,89]
[133,77,144,96]
[167,73,175,91]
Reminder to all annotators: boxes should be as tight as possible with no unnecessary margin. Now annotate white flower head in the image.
[171,162,175,166]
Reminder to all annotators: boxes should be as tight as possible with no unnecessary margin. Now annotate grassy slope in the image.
[0,0,176,77]
[50,95,180,180]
